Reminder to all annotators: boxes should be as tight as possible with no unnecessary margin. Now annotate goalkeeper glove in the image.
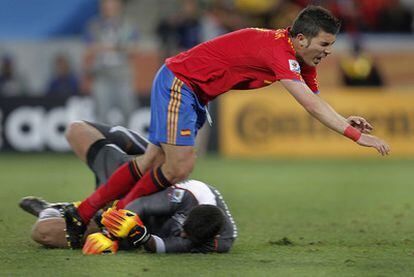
[101,208,150,247]
[82,232,118,255]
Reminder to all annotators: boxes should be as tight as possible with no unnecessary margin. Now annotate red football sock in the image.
[77,160,143,223]
[116,166,172,209]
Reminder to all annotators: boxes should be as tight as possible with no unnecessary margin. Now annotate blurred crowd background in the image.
[0,0,413,155]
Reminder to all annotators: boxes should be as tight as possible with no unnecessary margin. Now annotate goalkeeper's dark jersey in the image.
[125,180,237,253]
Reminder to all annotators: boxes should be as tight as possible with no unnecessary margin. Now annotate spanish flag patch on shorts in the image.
[180,129,191,136]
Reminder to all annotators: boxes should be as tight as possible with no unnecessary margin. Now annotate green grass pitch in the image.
[1,154,414,276]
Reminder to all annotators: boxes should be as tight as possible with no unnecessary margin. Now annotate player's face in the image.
[296,31,336,67]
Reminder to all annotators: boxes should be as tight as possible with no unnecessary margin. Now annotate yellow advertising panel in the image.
[219,86,414,157]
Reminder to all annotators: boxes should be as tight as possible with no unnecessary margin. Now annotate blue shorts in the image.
[148,65,206,146]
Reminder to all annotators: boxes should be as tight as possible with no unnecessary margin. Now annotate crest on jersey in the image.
[170,189,185,203]
[180,129,191,136]
[289,59,301,73]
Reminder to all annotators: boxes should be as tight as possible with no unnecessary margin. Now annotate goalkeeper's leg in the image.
[65,120,151,189]
[19,196,70,217]
[65,121,148,165]
[84,121,149,156]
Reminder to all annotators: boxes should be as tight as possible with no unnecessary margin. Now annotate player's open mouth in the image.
[314,54,326,63]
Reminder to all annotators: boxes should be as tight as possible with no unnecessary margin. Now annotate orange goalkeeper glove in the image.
[82,232,118,255]
[101,208,150,247]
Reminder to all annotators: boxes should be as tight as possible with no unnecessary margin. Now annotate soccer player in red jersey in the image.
[64,6,390,247]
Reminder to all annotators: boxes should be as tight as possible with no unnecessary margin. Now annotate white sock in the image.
[38,208,61,221]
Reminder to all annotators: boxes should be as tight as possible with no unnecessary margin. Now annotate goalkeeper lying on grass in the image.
[20,121,237,254]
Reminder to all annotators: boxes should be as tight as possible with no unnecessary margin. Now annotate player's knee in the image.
[65,121,88,143]
[31,221,56,246]
[174,165,193,180]
[164,159,194,183]
[162,145,196,183]
[31,219,68,248]
[138,154,164,173]
[151,153,165,169]
[137,145,165,172]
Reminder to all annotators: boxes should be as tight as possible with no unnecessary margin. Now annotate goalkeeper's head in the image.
[182,205,225,245]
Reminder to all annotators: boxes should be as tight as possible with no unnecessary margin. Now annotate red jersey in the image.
[166,28,319,104]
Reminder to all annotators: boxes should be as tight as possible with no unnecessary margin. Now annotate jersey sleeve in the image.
[152,235,193,253]
[270,53,303,82]
[301,64,319,94]
[264,35,303,82]
[152,236,234,253]
[151,234,235,253]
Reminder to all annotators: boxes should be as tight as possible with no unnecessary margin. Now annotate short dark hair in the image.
[290,6,341,38]
[183,205,225,245]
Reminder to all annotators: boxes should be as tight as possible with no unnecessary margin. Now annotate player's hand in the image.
[356,134,390,156]
[125,223,151,248]
[101,208,150,247]
[82,232,118,255]
[101,208,147,236]
[347,116,373,134]
[102,207,140,238]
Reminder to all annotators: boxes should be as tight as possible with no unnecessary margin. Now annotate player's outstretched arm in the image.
[281,79,348,133]
[280,79,390,155]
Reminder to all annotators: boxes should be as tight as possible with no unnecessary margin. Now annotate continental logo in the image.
[236,104,414,145]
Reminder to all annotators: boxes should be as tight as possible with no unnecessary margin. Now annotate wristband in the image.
[344,125,361,142]
[127,225,151,248]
